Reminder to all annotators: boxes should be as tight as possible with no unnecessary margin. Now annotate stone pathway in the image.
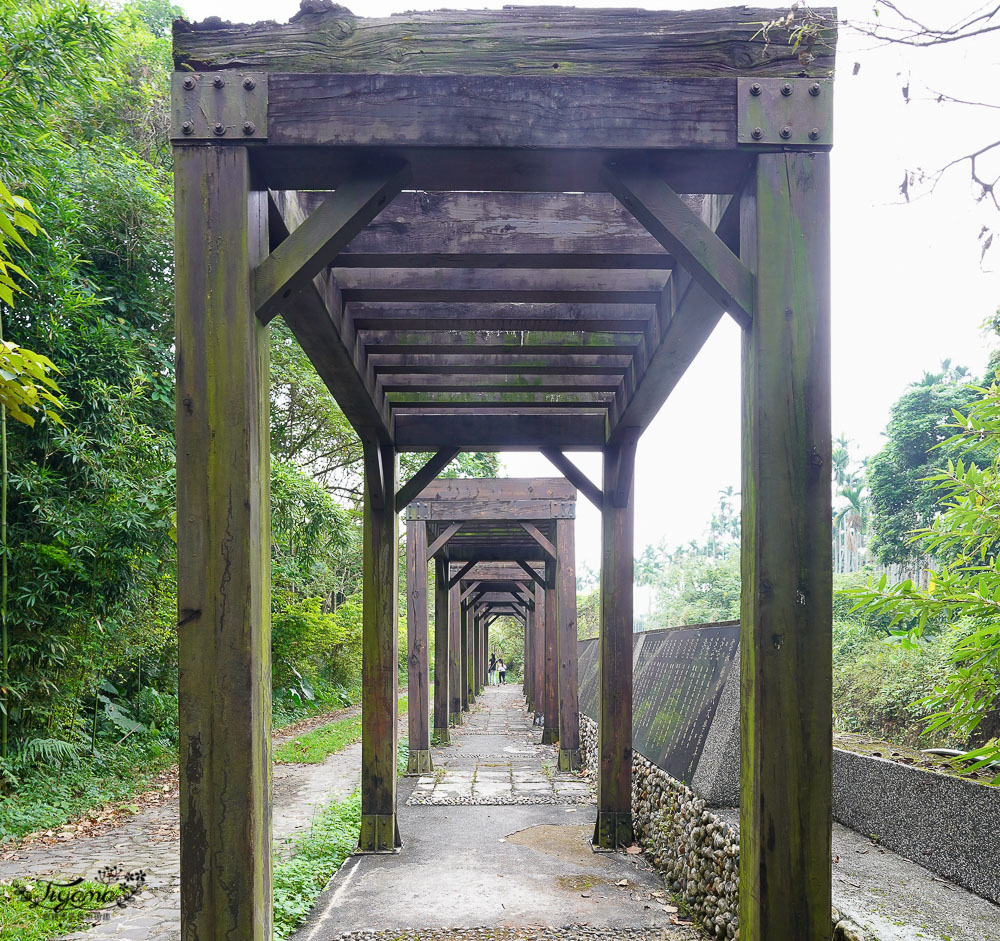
[293,685,698,941]
[0,709,372,940]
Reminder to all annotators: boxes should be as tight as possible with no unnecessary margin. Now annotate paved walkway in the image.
[293,685,698,941]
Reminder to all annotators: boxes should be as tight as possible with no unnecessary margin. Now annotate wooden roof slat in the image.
[349,302,655,332]
[174,6,836,77]
[360,330,644,354]
[393,410,607,450]
[369,353,633,376]
[378,374,624,393]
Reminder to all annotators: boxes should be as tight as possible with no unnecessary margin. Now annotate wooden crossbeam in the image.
[361,330,644,354]
[603,164,753,328]
[363,438,386,511]
[387,391,616,409]
[395,447,460,512]
[426,522,461,558]
[371,353,632,376]
[540,448,603,510]
[350,303,655,332]
[459,581,481,603]
[393,411,607,450]
[609,427,640,509]
[517,560,548,589]
[448,560,477,590]
[255,164,411,324]
[336,268,667,305]
[380,374,623,393]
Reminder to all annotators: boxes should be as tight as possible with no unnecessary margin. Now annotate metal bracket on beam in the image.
[171,72,268,141]
[550,501,576,519]
[406,502,432,520]
[737,78,833,147]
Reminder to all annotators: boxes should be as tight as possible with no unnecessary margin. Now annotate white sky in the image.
[180,0,1000,572]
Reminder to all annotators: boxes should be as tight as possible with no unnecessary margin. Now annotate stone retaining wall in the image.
[579,715,871,941]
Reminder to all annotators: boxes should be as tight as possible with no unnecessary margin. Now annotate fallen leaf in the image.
[616,878,629,887]
[625,844,642,855]
[663,904,678,914]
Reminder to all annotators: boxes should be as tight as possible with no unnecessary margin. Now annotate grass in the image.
[0,878,125,941]
[274,695,408,765]
[272,737,410,940]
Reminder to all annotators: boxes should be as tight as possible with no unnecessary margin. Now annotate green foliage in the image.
[486,618,524,677]
[649,554,741,628]
[576,587,599,640]
[0,877,125,940]
[274,696,407,765]
[849,383,1000,782]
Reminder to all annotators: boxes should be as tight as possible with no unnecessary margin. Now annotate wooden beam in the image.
[593,436,635,849]
[447,560,477,590]
[541,574,559,744]
[518,560,548,590]
[363,438,386,512]
[449,583,462,725]
[371,352,633,375]
[460,580,481,603]
[175,145,271,940]
[426,522,461,558]
[460,596,470,712]
[739,154,832,941]
[603,164,753,328]
[405,520,431,774]
[519,522,557,561]
[174,7,837,77]
[532,588,545,718]
[540,448,603,510]
[359,440,400,852]
[393,411,607,450]
[556,516,581,771]
[610,427,640,509]
[433,557,450,743]
[388,391,616,409]
[380,374,623,393]
[254,163,411,324]
[350,302,655,332]
[395,447,460,512]
[363,329,644,354]
[337,267,666,305]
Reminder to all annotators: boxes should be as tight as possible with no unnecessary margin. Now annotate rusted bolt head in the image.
[779,125,792,139]
[212,76,225,88]
[181,120,194,135]
[809,127,821,141]
[749,82,762,96]
[213,122,226,136]
[751,127,764,140]
[242,76,256,90]
[809,82,821,96]
[182,76,196,90]
[242,121,256,135]
[781,82,793,96]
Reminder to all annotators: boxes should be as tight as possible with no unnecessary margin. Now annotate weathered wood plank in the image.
[593,438,635,849]
[556,517,581,771]
[362,330,644,354]
[603,165,754,327]
[395,447,460,512]
[406,499,576,522]
[175,145,272,941]
[379,373,623,394]
[405,520,431,774]
[350,302,655,332]
[393,411,607,450]
[540,448,603,511]
[387,391,615,409]
[448,560,477,590]
[520,522,557,561]
[337,267,667,305]
[174,7,837,77]
[518,560,548,590]
[426,522,461,559]
[371,352,633,375]
[739,153,832,940]
[433,557,450,743]
[360,440,400,851]
[255,164,411,324]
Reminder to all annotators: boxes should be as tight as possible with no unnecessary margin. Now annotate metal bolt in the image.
[182,76,196,90]
[181,120,194,135]
[751,127,764,140]
[809,82,821,97]
[242,76,256,90]
[781,82,793,96]
[749,82,762,96]
[242,121,256,135]
[809,127,821,141]
[213,122,226,136]
[212,76,225,88]
[779,125,792,139]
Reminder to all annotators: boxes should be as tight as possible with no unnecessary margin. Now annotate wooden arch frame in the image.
[172,6,836,940]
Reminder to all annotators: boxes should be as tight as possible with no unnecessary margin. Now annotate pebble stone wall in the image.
[579,715,872,941]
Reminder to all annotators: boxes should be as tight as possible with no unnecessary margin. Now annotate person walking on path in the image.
[488,651,497,686]
[497,657,507,685]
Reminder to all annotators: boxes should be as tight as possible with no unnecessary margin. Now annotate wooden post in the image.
[593,435,636,849]
[360,439,400,852]
[405,521,432,774]
[449,583,463,723]
[461,599,472,709]
[473,600,482,694]
[541,564,559,744]
[556,517,581,770]
[483,617,490,687]
[433,557,450,744]
[524,608,533,706]
[739,153,832,940]
[175,145,272,940]
[532,588,545,724]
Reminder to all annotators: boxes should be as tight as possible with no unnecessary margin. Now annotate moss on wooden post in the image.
[175,145,272,939]
[739,152,832,939]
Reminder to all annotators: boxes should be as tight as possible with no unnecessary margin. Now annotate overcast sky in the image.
[179,0,1000,572]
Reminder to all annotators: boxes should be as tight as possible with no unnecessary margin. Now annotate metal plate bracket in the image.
[737,78,833,147]
[407,502,431,520]
[550,500,576,519]
[171,72,268,141]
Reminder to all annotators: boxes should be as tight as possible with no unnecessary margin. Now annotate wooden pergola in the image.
[171,6,835,940]
[403,479,578,770]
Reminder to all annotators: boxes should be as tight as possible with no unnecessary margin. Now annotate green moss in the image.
[275,697,407,764]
